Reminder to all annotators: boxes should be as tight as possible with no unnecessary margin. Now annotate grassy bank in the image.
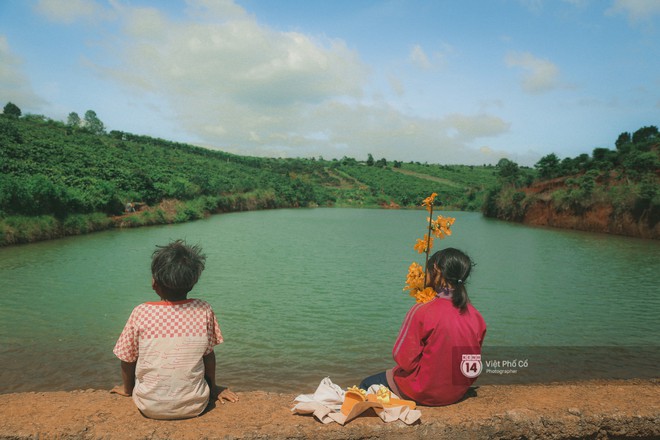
[0,213,112,246]
[0,190,388,247]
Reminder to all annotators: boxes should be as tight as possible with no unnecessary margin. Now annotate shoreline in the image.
[1,379,657,439]
[0,199,394,247]
[4,198,657,248]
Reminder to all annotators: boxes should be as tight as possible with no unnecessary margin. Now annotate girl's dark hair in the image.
[426,248,474,313]
[151,240,206,300]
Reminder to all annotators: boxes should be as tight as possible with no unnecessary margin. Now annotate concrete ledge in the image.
[0,380,658,439]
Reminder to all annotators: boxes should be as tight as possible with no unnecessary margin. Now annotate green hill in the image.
[0,108,497,245]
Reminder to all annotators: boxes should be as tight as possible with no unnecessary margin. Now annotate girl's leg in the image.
[359,371,389,390]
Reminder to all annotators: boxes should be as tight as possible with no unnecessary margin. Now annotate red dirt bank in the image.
[1,380,658,439]
[521,178,659,239]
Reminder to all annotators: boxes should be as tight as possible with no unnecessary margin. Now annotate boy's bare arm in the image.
[110,360,136,396]
[203,351,238,403]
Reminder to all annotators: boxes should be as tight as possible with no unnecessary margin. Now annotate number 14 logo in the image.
[460,354,482,378]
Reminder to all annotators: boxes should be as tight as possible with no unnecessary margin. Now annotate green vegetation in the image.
[0,103,497,246]
[4,101,655,244]
[483,126,660,236]
[334,162,496,211]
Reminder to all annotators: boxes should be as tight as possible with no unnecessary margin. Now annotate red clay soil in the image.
[1,379,658,439]
[519,177,659,239]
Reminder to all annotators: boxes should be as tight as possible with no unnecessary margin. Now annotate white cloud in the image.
[606,0,660,21]
[34,0,111,24]
[505,51,561,94]
[300,105,510,163]
[432,42,453,67]
[115,5,366,105]
[409,43,452,71]
[87,1,511,164]
[387,75,405,97]
[0,35,46,110]
[410,45,431,69]
[184,0,250,21]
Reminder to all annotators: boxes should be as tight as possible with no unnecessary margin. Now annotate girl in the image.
[360,248,486,406]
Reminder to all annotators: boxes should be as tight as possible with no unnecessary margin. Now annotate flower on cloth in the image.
[375,387,392,404]
[345,386,367,399]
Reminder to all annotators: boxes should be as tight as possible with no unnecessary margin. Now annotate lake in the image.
[0,208,658,393]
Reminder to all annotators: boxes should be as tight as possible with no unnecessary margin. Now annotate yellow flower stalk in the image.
[404,193,456,304]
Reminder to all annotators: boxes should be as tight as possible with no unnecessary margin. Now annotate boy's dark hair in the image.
[426,248,474,313]
[151,240,206,300]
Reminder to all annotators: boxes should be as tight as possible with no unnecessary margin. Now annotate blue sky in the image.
[1,0,659,165]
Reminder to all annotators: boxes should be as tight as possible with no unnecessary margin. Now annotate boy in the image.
[112,240,238,419]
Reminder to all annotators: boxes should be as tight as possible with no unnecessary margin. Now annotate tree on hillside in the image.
[3,102,21,118]
[591,147,618,171]
[67,112,81,127]
[535,153,560,179]
[615,132,631,150]
[623,150,660,180]
[366,153,375,166]
[496,158,520,182]
[632,126,658,146]
[83,110,105,134]
[0,118,22,143]
[340,156,357,166]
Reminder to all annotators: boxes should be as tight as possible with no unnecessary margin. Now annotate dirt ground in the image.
[0,379,658,440]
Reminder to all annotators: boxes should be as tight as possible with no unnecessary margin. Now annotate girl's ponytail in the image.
[449,277,469,313]
[427,248,473,313]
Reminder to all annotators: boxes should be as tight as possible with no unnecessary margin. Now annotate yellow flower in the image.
[375,387,392,404]
[413,234,434,254]
[413,287,437,304]
[346,385,367,397]
[403,262,425,292]
[430,215,456,239]
[421,193,438,213]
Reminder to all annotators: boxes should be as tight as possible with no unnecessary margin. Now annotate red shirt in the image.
[391,297,486,406]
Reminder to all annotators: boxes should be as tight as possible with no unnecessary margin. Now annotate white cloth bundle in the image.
[291,377,421,425]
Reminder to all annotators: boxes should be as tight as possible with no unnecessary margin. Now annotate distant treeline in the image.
[0,102,497,245]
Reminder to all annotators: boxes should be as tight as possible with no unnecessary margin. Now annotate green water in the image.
[0,208,658,393]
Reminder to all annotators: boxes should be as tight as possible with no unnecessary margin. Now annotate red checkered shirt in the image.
[113,298,224,419]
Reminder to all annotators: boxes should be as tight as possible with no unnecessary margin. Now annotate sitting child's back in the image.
[112,240,235,419]
[114,297,222,419]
